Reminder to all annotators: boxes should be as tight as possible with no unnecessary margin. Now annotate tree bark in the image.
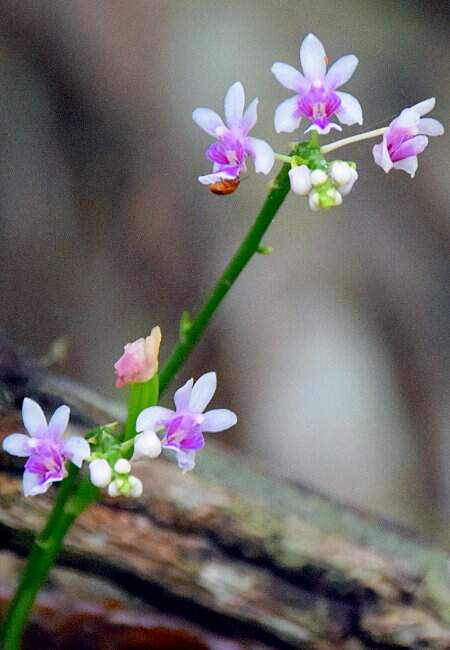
[0,339,449,648]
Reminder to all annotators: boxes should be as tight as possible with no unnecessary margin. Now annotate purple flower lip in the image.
[2,398,90,496]
[272,33,362,135]
[136,372,237,472]
[193,82,274,188]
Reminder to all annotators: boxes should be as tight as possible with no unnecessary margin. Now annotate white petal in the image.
[174,378,194,410]
[23,471,51,497]
[274,95,301,133]
[325,55,358,89]
[411,97,435,117]
[175,449,196,473]
[202,409,237,432]
[241,98,258,134]
[304,122,341,135]
[372,138,392,173]
[22,398,47,437]
[2,433,31,457]
[63,436,90,468]
[198,172,235,185]
[393,156,418,177]
[189,372,217,413]
[136,406,173,432]
[224,82,245,127]
[271,62,307,92]
[336,91,363,126]
[48,405,70,438]
[418,118,444,136]
[192,108,225,136]
[246,137,275,174]
[300,33,326,81]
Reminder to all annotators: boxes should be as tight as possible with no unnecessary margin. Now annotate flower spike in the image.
[272,33,362,135]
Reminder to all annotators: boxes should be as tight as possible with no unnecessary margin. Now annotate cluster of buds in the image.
[289,160,358,211]
[89,456,147,498]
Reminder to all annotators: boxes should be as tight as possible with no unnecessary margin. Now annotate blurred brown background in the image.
[0,1,448,540]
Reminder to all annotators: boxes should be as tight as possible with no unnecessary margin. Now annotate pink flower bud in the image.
[114,326,161,388]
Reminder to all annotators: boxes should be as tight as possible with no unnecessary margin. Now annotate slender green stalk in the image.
[1,466,98,649]
[159,158,293,394]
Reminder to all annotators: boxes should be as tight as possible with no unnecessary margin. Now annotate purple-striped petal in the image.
[325,55,358,89]
[174,378,194,411]
[418,118,444,137]
[274,95,301,133]
[62,436,90,468]
[136,406,174,432]
[335,91,363,126]
[192,108,225,136]
[224,82,245,128]
[300,33,326,82]
[271,62,307,92]
[241,98,258,135]
[393,156,418,177]
[246,137,275,174]
[189,372,217,413]
[2,433,31,457]
[22,398,47,438]
[47,404,70,439]
[202,409,237,432]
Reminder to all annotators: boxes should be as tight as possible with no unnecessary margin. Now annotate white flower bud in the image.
[288,165,312,195]
[128,475,143,498]
[310,169,328,186]
[107,480,120,497]
[333,189,343,205]
[89,459,112,488]
[133,430,162,461]
[114,458,131,474]
[339,167,358,196]
[308,191,321,211]
[330,161,352,186]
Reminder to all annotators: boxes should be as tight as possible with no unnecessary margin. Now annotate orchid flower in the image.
[136,372,237,472]
[272,33,362,135]
[372,98,444,177]
[193,82,274,190]
[2,398,90,496]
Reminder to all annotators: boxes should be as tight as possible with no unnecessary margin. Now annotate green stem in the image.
[159,158,293,394]
[1,465,98,648]
[123,374,159,440]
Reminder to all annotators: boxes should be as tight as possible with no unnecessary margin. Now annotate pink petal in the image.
[47,405,70,438]
[22,398,47,438]
[189,372,217,413]
[393,156,418,177]
[224,82,245,128]
[62,436,90,468]
[393,135,428,161]
[246,137,274,174]
[271,62,307,92]
[411,97,435,117]
[335,91,363,126]
[274,95,301,133]
[2,433,31,457]
[202,409,237,432]
[192,108,225,136]
[174,378,194,411]
[325,55,358,89]
[241,98,258,134]
[300,33,326,82]
[418,118,444,137]
[136,406,173,432]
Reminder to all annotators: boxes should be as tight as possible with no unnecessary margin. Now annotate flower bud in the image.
[339,167,358,196]
[129,476,143,498]
[89,459,112,488]
[330,161,352,186]
[114,458,131,474]
[107,480,120,497]
[133,430,162,461]
[114,326,161,388]
[308,191,321,211]
[288,165,312,195]
[310,169,328,186]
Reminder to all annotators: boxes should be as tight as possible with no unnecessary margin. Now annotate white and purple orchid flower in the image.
[272,33,362,135]
[192,82,274,188]
[373,98,444,178]
[2,398,90,496]
[136,372,237,472]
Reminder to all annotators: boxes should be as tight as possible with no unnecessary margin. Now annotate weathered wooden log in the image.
[0,338,449,648]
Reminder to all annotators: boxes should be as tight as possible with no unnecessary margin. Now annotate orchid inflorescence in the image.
[193,33,443,208]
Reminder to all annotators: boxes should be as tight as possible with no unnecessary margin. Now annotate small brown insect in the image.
[209,178,240,195]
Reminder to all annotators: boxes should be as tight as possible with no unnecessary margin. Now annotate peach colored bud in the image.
[114,326,161,388]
